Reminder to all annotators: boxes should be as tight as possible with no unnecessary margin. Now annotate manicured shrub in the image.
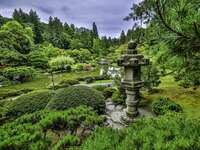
[81,113,200,150]
[103,87,117,99]
[112,90,124,105]
[47,86,105,114]
[72,63,92,71]
[152,97,183,115]
[2,66,37,83]
[92,85,107,92]
[59,79,80,86]
[0,88,33,99]
[0,106,103,150]
[4,90,52,118]
[85,77,95,84]
[49,79,80,90]
[27,50,49,69]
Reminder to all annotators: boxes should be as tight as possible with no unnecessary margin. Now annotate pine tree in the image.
[33,22,43,44]
[120,30,126,44]
[92,22,99,39]
[29,9,40,24]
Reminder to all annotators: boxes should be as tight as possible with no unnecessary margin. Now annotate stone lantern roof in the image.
[118,41,149,67]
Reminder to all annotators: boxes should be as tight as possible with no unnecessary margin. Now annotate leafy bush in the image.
[0,88,33,99]
[85,77,95,84]
[27,50,49,69]
[49,79,80,90]
[81,113,200,150]
[92,85,107,92]
[152,97,183,115]
[112,90,124,105]
[59,79,80,86]
[103,87,117,99]
[53,135,80,150]
[49,56,74,72]
[72,63,92,71]
[47,86,105,114]
[0,75,10,86]
[4,90,52,118]
[2,66,37,83]
[0,106,103,150]
[0,48,26,67]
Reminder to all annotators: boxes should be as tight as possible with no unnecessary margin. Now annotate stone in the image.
[117,41,149,124]
[116,105,124,111]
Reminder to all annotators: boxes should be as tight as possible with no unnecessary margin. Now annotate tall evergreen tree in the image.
[120,30,126,44]
[29,9,40,24]
[92,22,99,39]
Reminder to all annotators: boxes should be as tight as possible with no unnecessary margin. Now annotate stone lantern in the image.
[99,59,109,76]
[118,41,149,123]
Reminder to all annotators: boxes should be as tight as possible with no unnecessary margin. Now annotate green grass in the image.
[0,70,99,99]
[144,75,200,119]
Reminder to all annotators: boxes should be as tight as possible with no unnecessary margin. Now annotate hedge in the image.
[47,86,105,114]
[4,90,52,118]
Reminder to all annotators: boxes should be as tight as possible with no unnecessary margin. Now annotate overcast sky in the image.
[0,0,139,37]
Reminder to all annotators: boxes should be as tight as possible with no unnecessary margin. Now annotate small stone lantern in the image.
[118,41,149,123]
[99,59,109,76]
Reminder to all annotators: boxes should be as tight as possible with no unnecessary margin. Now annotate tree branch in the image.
[194,22,200,38]
[156,0,190,39]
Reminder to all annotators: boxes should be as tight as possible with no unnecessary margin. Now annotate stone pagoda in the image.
[118,41,149,124]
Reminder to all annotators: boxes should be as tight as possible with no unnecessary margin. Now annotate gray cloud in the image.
[0,0,138,37]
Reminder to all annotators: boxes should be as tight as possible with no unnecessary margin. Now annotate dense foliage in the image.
[152,97,183,115]
[2,66,37,83]
[3,90,52,118]
[126,0,200,88]
[80,113,200,150]
[47,86,105,114]
[0,106,103,150]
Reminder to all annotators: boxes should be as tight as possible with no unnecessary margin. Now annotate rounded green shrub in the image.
[49,79,80,90]
[85,77,95,84]
[2,66,37,83]
[152,97,183,115]
[112,90,124,105]
[103,87,117,99]
[47,86,105,114]
[92,85,107,92]
[59,79,80,86]
[4,90,52,118]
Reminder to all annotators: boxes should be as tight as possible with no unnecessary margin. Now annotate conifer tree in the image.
[92,22,99,39]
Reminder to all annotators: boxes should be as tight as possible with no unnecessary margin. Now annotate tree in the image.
[127,0,200,87]
[0,21,33,54]
[120,30,126,44]
[92,22,99,39]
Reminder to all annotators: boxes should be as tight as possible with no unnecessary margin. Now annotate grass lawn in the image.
[144,76,200,119]
[0,70,99,98]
